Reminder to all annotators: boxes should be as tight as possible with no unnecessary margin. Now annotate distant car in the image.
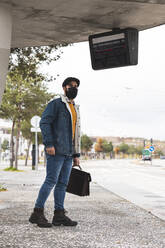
[142,155,152,161]
[160,155,165,159]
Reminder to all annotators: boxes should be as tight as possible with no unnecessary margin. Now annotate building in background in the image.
[91,136,165,155]
[0,119,28,161]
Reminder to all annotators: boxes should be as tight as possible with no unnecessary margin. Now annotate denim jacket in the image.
[40,95,81,157]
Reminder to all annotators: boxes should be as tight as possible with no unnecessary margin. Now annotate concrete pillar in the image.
[0,4,12,105]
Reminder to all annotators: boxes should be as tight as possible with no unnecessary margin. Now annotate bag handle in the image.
[73,164,92,182]
[72,164,82,170]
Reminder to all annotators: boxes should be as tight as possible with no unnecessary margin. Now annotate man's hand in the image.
[46,146,55,155]
[73,157,80,167]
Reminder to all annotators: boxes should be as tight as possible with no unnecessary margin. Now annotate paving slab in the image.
[0,165,165,248]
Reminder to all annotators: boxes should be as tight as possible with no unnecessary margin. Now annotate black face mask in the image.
[66,87,78,99]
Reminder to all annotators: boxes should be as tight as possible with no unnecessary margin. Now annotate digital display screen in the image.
[89,28,138,70]
[90,33,128,69]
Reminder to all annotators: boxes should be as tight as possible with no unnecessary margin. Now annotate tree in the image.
[0,75,52,169]
[21,120,32,166]
[1,139,9,152]
[127,145,136,155]
[155,149,164,157]
[81,135,93,154]
[119,143,129,155]
[9,45,67,77]
[114,146,120,154]
[0,78,17,167]
[94,138,103,153]
[114,146,120,159]
[0,45,65,169]
[135,146,143,155]
[102,140,113,154]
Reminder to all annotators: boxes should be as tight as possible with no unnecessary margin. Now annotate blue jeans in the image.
[35,154,73,210]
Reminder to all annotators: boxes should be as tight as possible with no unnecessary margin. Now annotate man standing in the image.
[29,77,81,228]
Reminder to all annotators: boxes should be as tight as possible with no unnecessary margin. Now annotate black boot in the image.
[29,208,52,228]
[52,209,77,226]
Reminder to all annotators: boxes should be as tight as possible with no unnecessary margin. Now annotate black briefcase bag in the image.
[67,165,92,196]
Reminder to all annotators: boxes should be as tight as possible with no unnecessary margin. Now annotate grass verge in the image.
[0,185,7,192]
[4,167,24,172]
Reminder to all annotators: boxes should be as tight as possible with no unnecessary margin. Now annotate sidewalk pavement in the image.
[0,163,165,248]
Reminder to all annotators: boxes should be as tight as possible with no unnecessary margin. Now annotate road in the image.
[82,159,165,221]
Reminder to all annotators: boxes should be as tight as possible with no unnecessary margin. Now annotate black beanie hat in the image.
[62,77,80,87]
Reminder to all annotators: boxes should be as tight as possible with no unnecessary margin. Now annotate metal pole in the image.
[35,131,38,170]
[143,139,145,148]
[151,138,153,165]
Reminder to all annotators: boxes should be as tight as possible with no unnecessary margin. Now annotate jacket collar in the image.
[60,94,75,105]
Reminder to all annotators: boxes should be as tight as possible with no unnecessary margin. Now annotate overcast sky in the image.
[42,25,165,141]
